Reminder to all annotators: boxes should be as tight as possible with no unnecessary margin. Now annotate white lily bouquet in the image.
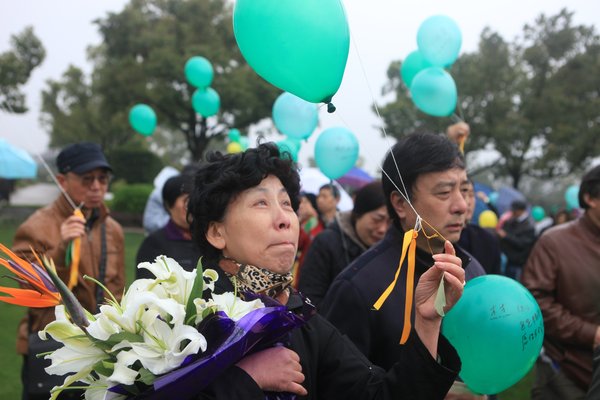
[0,246,310,400]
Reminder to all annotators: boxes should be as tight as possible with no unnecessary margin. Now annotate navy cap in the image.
[56,142,112,174]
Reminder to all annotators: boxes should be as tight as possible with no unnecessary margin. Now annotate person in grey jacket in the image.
[298,180,389,306]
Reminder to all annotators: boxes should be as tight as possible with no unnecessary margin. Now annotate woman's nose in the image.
[275,205,292,230]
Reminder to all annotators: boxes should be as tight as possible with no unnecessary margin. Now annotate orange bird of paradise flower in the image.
[0,243,89,329]
[0,243,61,308]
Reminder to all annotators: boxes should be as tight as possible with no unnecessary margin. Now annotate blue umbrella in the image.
[0,139,37,179]
[337,166,373,190]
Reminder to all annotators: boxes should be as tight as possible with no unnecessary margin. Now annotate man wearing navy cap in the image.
[12,142,125,400]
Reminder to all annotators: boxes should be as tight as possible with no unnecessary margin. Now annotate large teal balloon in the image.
[417,15,462,67]
[272,92,319,140]
[442,275,544,394]
[314,127,359,180]
[192,87,220,117]
[184,56,214,88]
[410,67,457,117]
[233,0,349,105]
[128,104,157,136]
[400,50,433,88]
[565,185,580,210]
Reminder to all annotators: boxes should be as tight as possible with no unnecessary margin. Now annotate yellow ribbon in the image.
[373,229,418,344]
[68,208,84,289]
[458,135,465,154]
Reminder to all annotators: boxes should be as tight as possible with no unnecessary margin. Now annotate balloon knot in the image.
[327,102,336,113]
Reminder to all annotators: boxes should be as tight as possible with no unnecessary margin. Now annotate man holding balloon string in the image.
[522,165,600,399]
[320,133,486,398]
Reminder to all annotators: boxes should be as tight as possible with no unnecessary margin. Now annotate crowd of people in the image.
[7,129,600,399]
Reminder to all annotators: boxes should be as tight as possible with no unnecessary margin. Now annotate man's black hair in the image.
[381,133,465,227]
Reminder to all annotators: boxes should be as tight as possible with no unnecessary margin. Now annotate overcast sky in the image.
[1,0,599,175]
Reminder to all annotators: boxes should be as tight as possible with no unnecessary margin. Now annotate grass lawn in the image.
[0,221,144,399]
[0,219,534,399]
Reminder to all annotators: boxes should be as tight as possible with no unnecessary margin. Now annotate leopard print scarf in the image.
[218,257,293,300]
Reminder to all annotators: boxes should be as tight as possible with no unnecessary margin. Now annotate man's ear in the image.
[390,191,410,219]
[206,221,226,250]
[583,193,598,210]
[56,174,68,190]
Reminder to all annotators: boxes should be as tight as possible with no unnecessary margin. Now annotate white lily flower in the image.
[111,318,207,375]
[107,351,140,385]
[83,373,127,400]
[86,307,123,341]
[50,364,97,400]
[45,341,109,376]
[211,292,265,321]
[40,306,90,348]
[137,256,197,304]
[193,298,217,324]
[203,268,219,292]
[88,292,186,339]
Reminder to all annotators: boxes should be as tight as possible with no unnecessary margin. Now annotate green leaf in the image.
[185,257,204,324]
[434,277,447,317]
[105,331,144,347]
[92,360,115,377]
[138,368,156,385]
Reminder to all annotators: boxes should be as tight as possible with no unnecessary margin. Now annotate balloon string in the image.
[348,30,415,215]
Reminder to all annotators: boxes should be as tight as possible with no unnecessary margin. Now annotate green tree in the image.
[0,27,45,113]
[41,0,279,160]
[378,9,600,188]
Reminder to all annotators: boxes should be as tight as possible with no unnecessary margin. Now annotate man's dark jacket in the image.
[298,211,367,306]
[500,215,536,266]
[320,224,486,370]
[458,223,501,275]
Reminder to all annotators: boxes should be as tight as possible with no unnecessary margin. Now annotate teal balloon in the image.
[228,128,241,143]
[488,192,499,206]
[565,185,580,210]
[442,275,544,394]
[233,0,349,104]
[272,92,319,140]
[128,104,157,136]
[239,136,250,150]
[417,15,462,67]
[184,56,214,88]
[531,206,546,222]
[315,127,359,180]
[410,67,457,117]
[276,138,300,161]
[400,50,433,88]
[192,87,220,117]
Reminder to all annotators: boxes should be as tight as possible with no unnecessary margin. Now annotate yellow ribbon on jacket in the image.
[458,135,465,154]
[373,229,418,344]
[67,208,84,289]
